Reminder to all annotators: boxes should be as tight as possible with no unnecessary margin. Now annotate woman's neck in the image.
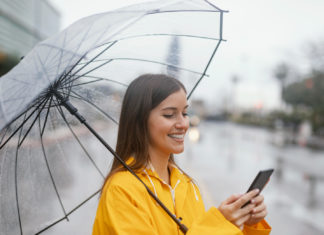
[148,149,170,184]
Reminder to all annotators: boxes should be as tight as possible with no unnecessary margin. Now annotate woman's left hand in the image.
[244,194,267,226]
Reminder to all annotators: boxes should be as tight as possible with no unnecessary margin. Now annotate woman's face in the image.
[147,88,189,157]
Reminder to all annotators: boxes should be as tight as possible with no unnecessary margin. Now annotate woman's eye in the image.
[163,114,174,118]
[183,112,188,117]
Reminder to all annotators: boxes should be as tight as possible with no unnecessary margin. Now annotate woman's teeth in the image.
[168,134,184,139]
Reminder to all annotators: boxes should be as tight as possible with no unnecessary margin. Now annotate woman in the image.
[92,74,271,234]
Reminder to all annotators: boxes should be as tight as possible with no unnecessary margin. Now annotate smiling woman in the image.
[92,74,272,234]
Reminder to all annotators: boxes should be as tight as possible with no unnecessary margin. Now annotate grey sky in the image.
[48,0,324,111]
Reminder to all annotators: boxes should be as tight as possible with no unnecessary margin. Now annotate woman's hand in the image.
[244,194,267,226]
[218,189,259,229]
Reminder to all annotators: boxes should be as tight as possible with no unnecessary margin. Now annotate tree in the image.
[305,40,324,74]
[272,40,324,134]
[0,53,19,76]
[283,72,324,133]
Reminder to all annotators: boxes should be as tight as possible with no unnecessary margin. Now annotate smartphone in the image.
[242,169,274,208]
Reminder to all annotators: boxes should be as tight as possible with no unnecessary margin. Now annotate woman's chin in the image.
[172,147,184,154]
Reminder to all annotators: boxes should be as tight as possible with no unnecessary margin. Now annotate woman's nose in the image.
[175,115,189,129]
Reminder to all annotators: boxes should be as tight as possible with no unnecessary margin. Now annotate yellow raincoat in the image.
[93,164,271,235]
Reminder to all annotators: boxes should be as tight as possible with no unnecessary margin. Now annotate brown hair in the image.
[102,74,187,188]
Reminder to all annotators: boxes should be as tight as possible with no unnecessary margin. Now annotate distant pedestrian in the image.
[92,74,271,234]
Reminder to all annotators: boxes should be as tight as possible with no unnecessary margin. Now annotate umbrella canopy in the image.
[0,0,226,234]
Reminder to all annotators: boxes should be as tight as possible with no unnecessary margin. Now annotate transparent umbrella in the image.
[0,0,226,234]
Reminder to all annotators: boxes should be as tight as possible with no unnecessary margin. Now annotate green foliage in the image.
[230,112,273,128]
[283,73,324,107]
[269,109,311,127]
[283,72,324,133]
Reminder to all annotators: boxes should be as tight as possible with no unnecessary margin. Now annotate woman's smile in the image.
[168,133,185,141]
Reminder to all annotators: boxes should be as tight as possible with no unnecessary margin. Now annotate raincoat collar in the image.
[142,159,191,214]
[143,161,189,186]
[125,157,188,182]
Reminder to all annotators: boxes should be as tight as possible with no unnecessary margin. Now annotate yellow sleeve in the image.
[243,220,271,235]
[92,185,158,235]
[187,207,243,235]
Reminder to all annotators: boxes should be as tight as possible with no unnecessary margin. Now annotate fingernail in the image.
[251,199,255,203]
[254,189,259,193]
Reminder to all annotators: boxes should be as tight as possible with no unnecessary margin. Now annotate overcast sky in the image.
[48,0,324,111]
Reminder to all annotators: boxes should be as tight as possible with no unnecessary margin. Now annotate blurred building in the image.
[0,0,60,74]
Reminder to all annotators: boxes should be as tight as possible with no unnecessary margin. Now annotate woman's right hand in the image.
[218,189,259,229]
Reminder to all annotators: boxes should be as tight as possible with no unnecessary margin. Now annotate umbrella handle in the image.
[54,91,188,234]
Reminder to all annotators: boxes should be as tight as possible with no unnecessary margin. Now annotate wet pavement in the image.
[178,121,324,235]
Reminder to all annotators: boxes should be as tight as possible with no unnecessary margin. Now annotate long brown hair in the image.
[102,74,187,188]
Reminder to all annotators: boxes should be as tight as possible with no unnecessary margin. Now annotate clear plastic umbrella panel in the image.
[0,0,226,234]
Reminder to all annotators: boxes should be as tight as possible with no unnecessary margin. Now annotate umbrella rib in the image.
[147,9,222,14]
[70,76,127,88]
[1,95,45,130]
[187,39,222,99]
[69,90,119,125]
[55,104,105,178]
[187,11,224,99]
[88,32,226,56]
[41,96,53,137]
[110,9,222,14]
[35,189,101,235]
[66,41,117,81]
[113,57,209,76]
[93,34,222,50]
[38,116,70,222]
[56,19,101,86]
[15,113,28,235]
[61,59,114,87]
[60,13,118,83]
[75,57,208,77]
[0,97,48,149]
[17,97,50,148]
[57,56,86,86]
[0,125,10,146]
[69,78,106,87]
[40,20,97,83]
[118,33,222,41]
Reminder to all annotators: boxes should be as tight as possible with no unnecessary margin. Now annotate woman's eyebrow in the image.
[161,105,189,111]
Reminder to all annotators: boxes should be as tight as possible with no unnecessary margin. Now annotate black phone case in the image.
[242,169,274,208]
